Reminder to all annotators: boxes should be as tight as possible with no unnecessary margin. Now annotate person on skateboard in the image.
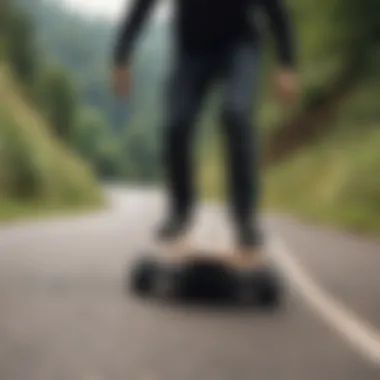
[112,0,299,266]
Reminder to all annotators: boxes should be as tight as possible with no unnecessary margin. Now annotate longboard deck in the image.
[149,239,266,270]
[131,239,281,307]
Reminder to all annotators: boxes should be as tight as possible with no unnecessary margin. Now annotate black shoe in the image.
[237,225,263,251]
[156,215,188,242]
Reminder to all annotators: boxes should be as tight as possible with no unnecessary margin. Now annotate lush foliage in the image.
[0,0,103,221]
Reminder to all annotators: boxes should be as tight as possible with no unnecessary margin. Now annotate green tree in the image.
[5,11,38,87]
[122,123,161,182]
[40,66,77,142]
[73,108,122,179]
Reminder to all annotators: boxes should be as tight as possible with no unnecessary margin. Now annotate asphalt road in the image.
[0,186,379,380]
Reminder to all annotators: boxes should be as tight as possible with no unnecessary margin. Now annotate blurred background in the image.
[1,0,380,234]
[1,1,380,379]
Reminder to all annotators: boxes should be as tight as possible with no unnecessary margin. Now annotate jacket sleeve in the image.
[259,0,297,67]
[113,0,157,66]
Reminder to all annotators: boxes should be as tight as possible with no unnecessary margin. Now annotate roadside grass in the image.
[0,65,105,222]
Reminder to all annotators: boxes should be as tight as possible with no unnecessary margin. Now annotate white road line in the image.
[269,236,380,368]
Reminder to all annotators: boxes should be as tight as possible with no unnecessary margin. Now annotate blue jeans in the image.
[162,40,262,245]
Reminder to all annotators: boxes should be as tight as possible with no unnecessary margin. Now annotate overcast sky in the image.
[57,0,169,21]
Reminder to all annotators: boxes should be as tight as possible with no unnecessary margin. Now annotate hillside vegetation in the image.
[0,67,103,221]
[0,2,103,221]
[263,63,380,234]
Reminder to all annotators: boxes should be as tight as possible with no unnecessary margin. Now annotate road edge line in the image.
[269,236,380,368]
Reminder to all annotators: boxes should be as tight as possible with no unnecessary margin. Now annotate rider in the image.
[112,0,299,263]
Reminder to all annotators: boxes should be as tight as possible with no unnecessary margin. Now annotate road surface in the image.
[0,187,379,380]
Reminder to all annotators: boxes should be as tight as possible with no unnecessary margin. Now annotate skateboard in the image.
[128,240,282,308]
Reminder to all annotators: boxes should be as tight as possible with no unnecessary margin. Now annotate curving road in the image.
[0,186,379,380]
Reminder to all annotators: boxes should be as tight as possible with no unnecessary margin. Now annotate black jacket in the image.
[114,0,296,67]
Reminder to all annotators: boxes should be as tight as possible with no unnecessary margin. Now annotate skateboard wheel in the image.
[252,268,282,308]
[259,279,281,308]
[130,257,157,296]
[233,266,282,308]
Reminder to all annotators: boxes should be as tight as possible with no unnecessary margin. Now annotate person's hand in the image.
[274,67,300,105]
[112,65,132,97]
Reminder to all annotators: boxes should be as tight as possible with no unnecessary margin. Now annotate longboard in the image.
[128,238,282,308]
[152,239,268,268]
